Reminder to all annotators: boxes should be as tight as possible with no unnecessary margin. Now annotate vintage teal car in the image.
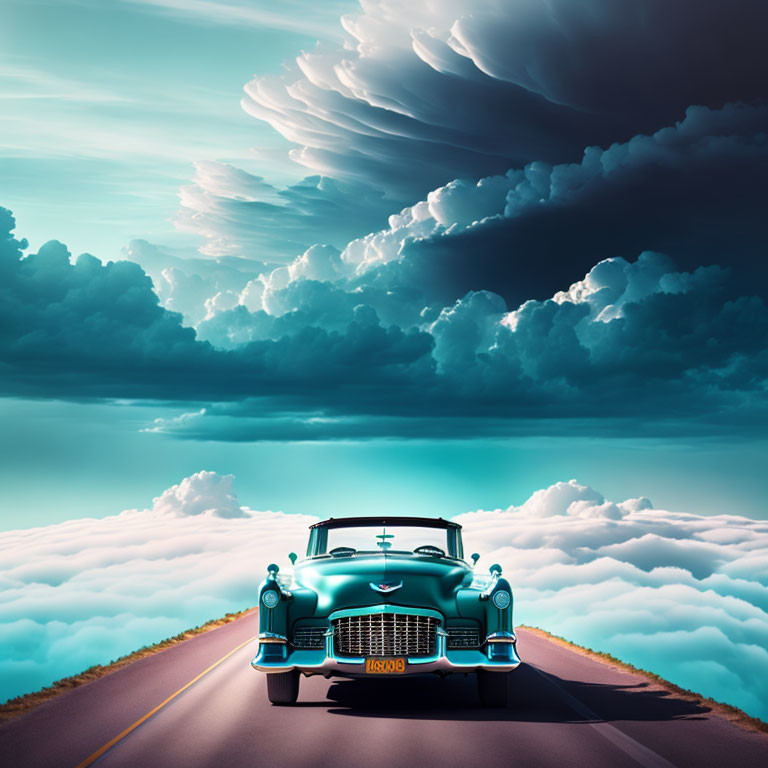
[251,516,520,706]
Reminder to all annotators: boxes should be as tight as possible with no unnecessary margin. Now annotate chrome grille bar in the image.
[332,613,439,657]
[292,626,326,649]
[446,627,480,649]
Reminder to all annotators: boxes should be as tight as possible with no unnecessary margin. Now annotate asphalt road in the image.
[2,610,767,768]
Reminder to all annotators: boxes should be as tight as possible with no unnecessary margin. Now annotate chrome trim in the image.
[369,581,403,593]
[480,571,500,600]
[329,604,443,622]
[264,562,293,600]
[252,658,521,675]
[333,611,439,657]
[446,626,481,649]
[259,632,288,644]
[485,631,517,644]
[291,626,327,650]
[252,625,521,674]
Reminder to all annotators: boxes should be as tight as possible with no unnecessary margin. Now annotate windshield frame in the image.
[306,518,464,560]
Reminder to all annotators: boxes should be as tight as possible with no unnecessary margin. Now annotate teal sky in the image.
[1,0,766,534]
[1,398,765,532]
[0,0,346,258]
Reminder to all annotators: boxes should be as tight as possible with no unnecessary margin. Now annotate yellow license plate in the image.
[365,658,406,674]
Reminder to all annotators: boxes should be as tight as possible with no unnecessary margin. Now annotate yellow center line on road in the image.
[75,635,258,768]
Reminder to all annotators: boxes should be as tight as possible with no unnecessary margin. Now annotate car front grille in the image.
[333,612,438,657]
[446,627,481,649]
[292,626,326,650]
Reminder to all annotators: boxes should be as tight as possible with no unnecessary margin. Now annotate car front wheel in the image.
[266,670,300,705]
[477,670,510,707]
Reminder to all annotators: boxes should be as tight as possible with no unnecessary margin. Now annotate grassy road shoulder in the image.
[0,608,255,722]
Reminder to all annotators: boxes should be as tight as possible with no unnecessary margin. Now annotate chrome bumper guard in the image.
[251,626,520,676]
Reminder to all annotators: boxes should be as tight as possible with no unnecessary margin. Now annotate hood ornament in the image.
[370,581,403,593]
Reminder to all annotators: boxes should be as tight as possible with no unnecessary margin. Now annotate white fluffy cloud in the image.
[2,473,767,723]
[150,471,247,518]
[456,480,768,721]
[174,162,391,263]
[120,238,272,327]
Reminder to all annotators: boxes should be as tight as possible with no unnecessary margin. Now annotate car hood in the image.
[293,553,473,616]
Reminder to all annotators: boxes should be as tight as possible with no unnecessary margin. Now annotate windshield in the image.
[308,524,461,558]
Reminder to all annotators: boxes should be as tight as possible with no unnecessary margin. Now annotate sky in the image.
[1,0,767,717]
[1,398,767,531]
[0,0,352,257]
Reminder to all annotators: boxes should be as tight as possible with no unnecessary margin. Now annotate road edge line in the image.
[528,664,677,768]
[74,635,258,768]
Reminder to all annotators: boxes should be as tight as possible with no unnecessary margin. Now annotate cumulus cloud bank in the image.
[3,187,767,438]
[457,481,768,721]
[2,473,767,722]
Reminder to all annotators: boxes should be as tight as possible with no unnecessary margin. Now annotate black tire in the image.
[267,670,300,705]
[478,670,510,708]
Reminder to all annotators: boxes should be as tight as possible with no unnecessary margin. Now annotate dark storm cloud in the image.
[3,3,768,439]
[0,208,432,402]
[357,103,768,310]
[182,0,768,260]
[242,0,768,198]
[3,201,767,439]
[0,212,214,399]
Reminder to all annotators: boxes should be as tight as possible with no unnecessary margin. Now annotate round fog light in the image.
[492,590,511,610]
[262,590,280,609]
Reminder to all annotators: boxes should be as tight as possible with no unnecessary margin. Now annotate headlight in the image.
[262,590,280,609]
[492,590,511,610]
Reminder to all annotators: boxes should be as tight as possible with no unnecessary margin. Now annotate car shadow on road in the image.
[315,663,711,723]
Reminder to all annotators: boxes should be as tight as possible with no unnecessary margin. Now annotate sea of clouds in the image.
[0,472,316,704]
[458,483,768,720]
[2,472,766,721]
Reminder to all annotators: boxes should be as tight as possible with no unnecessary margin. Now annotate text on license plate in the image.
[365,657,406,674]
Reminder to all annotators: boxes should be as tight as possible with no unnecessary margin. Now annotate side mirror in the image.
[267,563,279,575]
[489,563,502,576]
[288,552,297,565]
[471,553,480,566]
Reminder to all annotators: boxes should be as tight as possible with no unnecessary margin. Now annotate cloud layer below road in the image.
[2,473,767,722]
[0,472,316,703]
[458,481,768,720]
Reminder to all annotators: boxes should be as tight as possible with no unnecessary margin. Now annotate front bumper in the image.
[251,629,521,677]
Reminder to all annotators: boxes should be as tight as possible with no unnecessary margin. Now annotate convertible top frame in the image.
[310,516,461,530]
[307,517,463,559]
